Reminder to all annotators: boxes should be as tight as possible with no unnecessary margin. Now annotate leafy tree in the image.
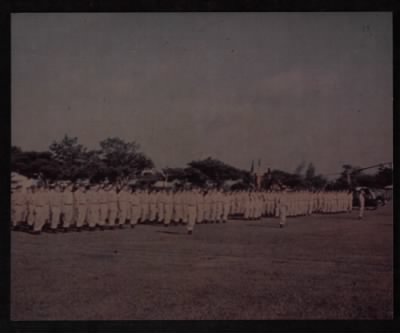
[99,137,154,179]
[49,135,85,164]
[49,135,86,179]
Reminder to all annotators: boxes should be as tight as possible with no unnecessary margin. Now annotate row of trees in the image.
[12,136,154,182]
[11,135,392,189]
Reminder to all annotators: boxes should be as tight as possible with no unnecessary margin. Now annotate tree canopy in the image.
[11,138,392,189]
[12,135,154,182]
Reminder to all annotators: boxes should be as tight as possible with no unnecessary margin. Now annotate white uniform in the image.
[75,189,88,228]
[62,188,75,228]
[204,192,212,222]
[279,191,288,226]
[118,189,130,225]
[130,191,140,226]
[156,191,165,222]
[87,188,100,228]
[140,191,150,222]
[26,189,35,227]
[215,191,223,222]
[98,188,108,226]
[107,189,118,226]
[148,192,157,222]
[49,188,63,230]
[196,192,205,223]
[222,192,230,222]
[163,191,174,225]
[11,189,27,227]
[186,191,197,232]
[172,191,182,222]
[33,188,50,232]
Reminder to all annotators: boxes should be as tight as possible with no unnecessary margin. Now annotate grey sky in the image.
[12,13,392,174]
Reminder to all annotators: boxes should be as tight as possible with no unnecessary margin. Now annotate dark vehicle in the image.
[353,187,386,209]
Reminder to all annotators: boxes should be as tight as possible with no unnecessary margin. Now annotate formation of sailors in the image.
[11,180,354,234]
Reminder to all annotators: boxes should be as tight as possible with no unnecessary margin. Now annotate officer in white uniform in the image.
[32,182,50,234]
[222,190,230,223]
[118,184,130,228]
[25,184,36,228]
[279,187,289,228]
[186,187,197,234]
[107,184,118,228]
[156,189,165,223]
[49,182,63,232]
[196,189,205,223]
[11,184,27,229]
[203,190,212,223]
[148,189,157,222]
[163,188,174,226]
[75,182,88,231]
[129,187,140,227]
[140,189,150,223]
[87,183,101,231]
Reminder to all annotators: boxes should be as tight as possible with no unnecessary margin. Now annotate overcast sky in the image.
[11,13,392,174]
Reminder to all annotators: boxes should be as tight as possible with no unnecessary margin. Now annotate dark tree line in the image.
[12,135,154,182]
[11,136,392,189]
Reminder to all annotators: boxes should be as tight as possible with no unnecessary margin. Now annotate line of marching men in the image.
[11,181,354,234]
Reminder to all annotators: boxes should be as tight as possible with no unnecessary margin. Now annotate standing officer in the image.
[11,184,27,230]
[222,190,230,223]
[118,184,130,228]
[87,183,101,231]
[163,188,174,226]
[98,181,109,229]
[140,188,150,223]
[61,182,74,232]
[75,182,88,231]
[203,189,212,223]
[186,187,197,234]
[26,184,36,229]
[147,189,156,222]
[32,182,50,234]
[107,183,118,229]
[129,187,140,228]
[279,187,289,228]
[49,182,62,232]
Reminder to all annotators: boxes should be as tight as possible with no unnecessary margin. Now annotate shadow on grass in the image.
[246,223,281,229]
[156,230,185,235]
